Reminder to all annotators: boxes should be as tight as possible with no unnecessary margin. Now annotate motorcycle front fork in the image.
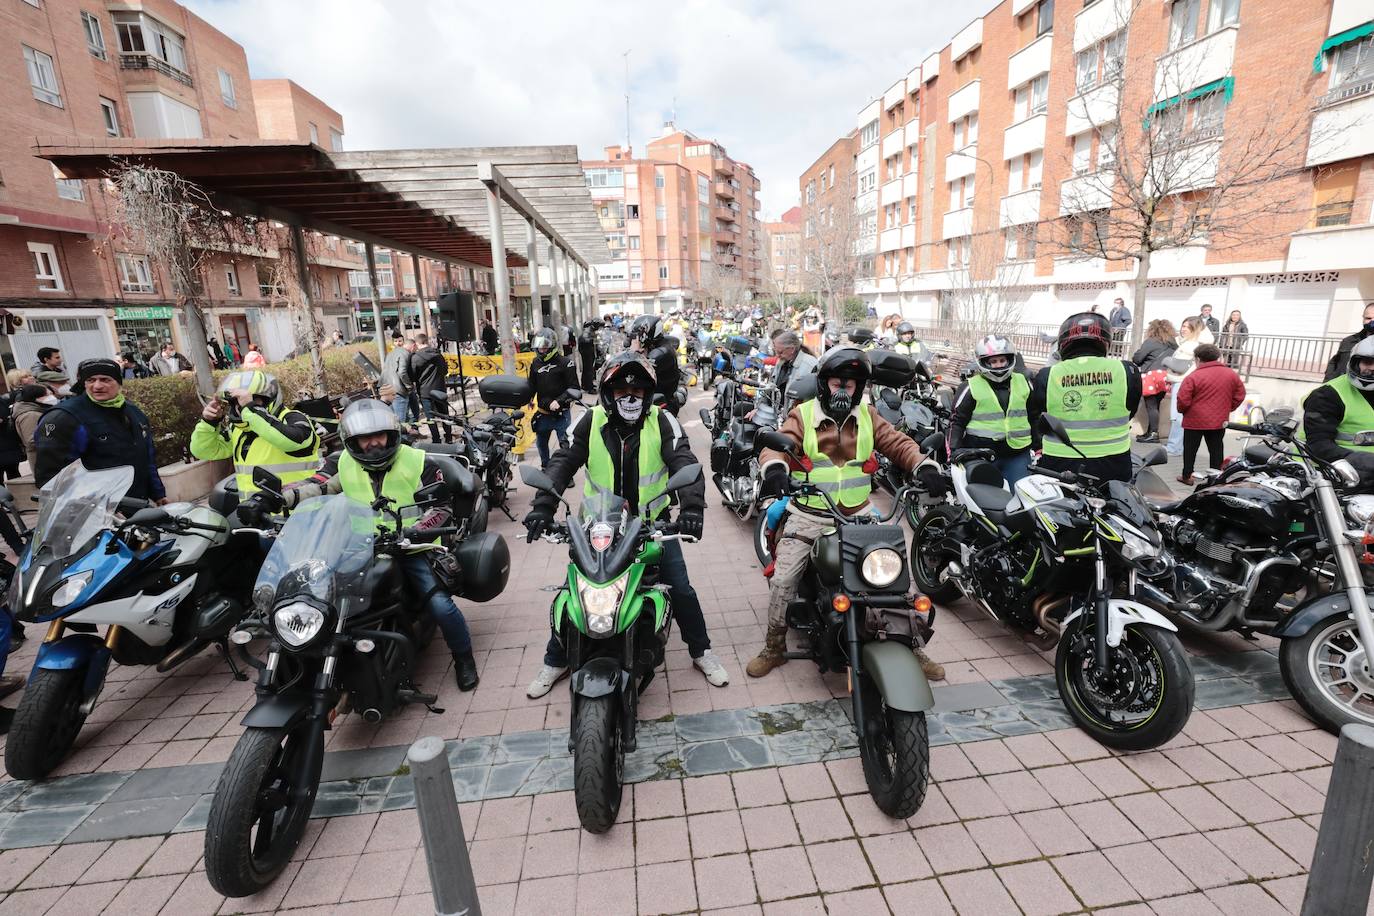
[844,609,871,743]
[1093,550,1111,674]
[1316,478,1374,664]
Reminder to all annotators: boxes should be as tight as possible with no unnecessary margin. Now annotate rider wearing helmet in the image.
[530,327,582,471]
[628,314,683,414]
[1029,312,1141,483]
[751,347,941,681]
[949,336,1035,484]
[243,398,482,690]
[1302,335,1374,480]
[522,353,728,696]
[191,369,321,497]
[893,322,924,359]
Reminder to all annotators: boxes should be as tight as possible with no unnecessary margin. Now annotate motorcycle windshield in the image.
[569,492,642,583]
[31,463,134,563]
[254,495,376,617]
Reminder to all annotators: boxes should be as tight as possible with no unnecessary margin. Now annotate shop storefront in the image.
[115,306,175,361]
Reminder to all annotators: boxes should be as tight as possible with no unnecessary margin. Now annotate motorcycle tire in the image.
[4,668,87,780]
[908,505,962,604]
[856,671,929,819]
[1055,617,1193,751]
[753,502,773,568]
[1279,613,1374,734]
[572,694,623,834]
[204,722,322,897]
[469,494,489,535]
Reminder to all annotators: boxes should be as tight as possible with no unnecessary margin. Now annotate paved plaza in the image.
[0,389,1345,914]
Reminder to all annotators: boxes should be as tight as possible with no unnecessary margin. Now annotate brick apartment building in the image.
[798,133,862,303]
[765,206,805,296]
[583,123,763,315]
[2,0,366,373]
[820,0,1374,343]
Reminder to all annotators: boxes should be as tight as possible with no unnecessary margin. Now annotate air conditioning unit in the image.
[1030,180,1043,189]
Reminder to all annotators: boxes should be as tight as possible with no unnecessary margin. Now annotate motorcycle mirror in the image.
[788,375,818,404]
[511,410,526,421]
[698,408,713,426]
[1139,445,1168,468]
[1039,414,1071,444]
[1267,407,1293,424]
[665,463,702,492]
[0,487,13,506]
[519,464,557,493]
[127,506,170,526]
[755,430,796,455]
[252,466,284,499]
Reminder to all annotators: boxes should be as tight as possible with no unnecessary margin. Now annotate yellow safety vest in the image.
[793,400,874,510]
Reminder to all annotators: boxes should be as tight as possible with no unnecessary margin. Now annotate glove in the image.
[524,508,553,543]
[678,512,704,541]
[761,464,790,498]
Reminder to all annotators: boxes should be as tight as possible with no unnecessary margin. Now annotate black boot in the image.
[453,651,479,691]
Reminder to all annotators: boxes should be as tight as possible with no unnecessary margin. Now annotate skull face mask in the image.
[615,394,645,423]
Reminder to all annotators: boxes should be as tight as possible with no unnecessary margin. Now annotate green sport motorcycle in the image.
[520,462,702,833]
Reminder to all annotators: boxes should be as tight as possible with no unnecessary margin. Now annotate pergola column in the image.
[525,217,544,331]
[412,253,430,339]
[484,185,514,375]
[364,242,386,365]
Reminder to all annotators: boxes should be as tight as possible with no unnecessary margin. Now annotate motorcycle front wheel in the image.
[4,667,87,780]
[753,500,773,568]
[1279,614,1374,734]
[572,694,623,833]
[855,671,929,819]
[204,722,322,897]
[1055,616,1193,751]
[908,505,962,604]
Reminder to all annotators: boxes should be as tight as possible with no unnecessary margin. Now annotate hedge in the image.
[126,345,374,466]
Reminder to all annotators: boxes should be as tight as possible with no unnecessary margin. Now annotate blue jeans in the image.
[532,410,571,468]
[1167,384,1184,455]
[400,554,471,654]
[391,394,412,423]
[996,450,1033,486]
[544,539,710,666]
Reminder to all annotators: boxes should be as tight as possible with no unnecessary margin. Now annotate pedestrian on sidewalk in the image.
[1175,344,1245,486]
[1164,316,1213,456]
[1218,309,1249,370]
[1131,319,1177,443]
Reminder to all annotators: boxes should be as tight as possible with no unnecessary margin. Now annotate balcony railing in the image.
[1157,122,1224,152]
[1313,199,1355,227]
[119,52,193,86]
[1317,74,1374,109]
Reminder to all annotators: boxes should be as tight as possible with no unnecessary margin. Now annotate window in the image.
[1096,125,1117,168]
[626,204,640,220]
[53,165,83,201]
[333,274,342,297]
[697,175,710,203]
[28,242,63,291]
[698,204,710,231]
[117,254,155,293]
[1312,165,1357,228]
[585,168,625,188]
[127,91,202,138]
[654,169,665,188]
[952,113,978,148]
[606,232,626,250]
[655,205,667,221]
[948,176,975,210]
[1331,35,1374,85]
[23,46,62,106]
[860,119,880,148]
[225,265,240,295]
[1103,30,1127,79]
[1208,0,1240,31]
[1005,225,1037,260]
[1076,48,1098,92]
[1036,0,1054,36]
[630,264,642,282]
[806,180,817,204]
[947,236,970,269]
[1193,89,1227,134]
[1169,0,1200,49]
[858,169,877,194]
[218,69,236,108]
[329,128,344,151]
[656,234,667,250]
[99,97,120,136]
[112,12,187,73]
[659,265,669,280]
[627,236,641,250]
[1072,133,1093,174]
[82,11,107,59]
[308,122,319,144]
[1030,74,1049,114]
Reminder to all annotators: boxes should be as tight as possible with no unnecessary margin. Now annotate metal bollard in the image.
[1301,723,1374,916]
[408,736,482,916]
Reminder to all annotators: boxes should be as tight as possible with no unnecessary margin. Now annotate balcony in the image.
[1059,172,1114,215]
[881,178,904,207]
[1288,222,1374,271]
[942,207,973,240]
[1004,113,1047,160]
[715,252,740,268]
[1155,27,1238,103]
[1150,133,1223,193]
[882,129,906,160]
[901,223,916,248]
[1309,79,1374,165]
[714,181,735,199]
[948,79,981,123]
[1066,81,1120,136]
[1009,33,1053,90]
[1075,0,1132,53]
[902,172,919,198]
[119,52,193,86]
[922,50,940,83]
[945,147,978,181]
[1331,0,1373,35]
[883,78,907,111]
[712,157,734,177]
[1000,187,1042,227]
[715,206,737,221]
[879,226,904,252]
[952,18,983,62]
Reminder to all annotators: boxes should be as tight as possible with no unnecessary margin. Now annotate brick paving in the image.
[0,388,1347,913]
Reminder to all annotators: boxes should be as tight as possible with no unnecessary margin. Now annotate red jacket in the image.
[1176,361,1245,430]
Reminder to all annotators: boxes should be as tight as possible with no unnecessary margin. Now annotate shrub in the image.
[126,345,374,466]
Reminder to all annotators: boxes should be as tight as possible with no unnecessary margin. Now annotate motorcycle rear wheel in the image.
[204,723,321,897]
[4,667,87,780]
[908,505,962,604]
[573,695,623,834]
[753,501,773,568]
[1280,614,1374,734]
[856,671,929,819]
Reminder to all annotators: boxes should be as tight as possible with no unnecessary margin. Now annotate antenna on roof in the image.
[623,50,632,154]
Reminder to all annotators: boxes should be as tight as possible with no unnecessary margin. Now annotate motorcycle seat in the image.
[469,428,494,443]
[1147,497,1187,513]
[967,483,1014,513]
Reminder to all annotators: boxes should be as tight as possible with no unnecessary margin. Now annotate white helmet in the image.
[1349,337,1374,391]
[340,398,401,470]
[974,335,1017,383]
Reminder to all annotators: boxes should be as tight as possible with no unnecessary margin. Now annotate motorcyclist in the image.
[529,327,582,471]
[243,399,481,690]
[191,370,321,497]
[1029,312,1141,483]
[1302,335,1374,480]
[771,330,818,416]
[750,347,943,680]
[523,353,729,696]
[893,322,924,359]
[577,320,601,392]
[948,336,1035,485]
[628,315,683,414]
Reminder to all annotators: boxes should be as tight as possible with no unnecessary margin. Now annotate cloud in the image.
[183,0,971,217]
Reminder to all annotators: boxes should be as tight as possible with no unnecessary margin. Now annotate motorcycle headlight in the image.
[1119,527,1155,562]
[50,571,93,609]
[861,548,904,588]
[1349,495,1374,527]
[273,602,329,649]
[577,574,627,637]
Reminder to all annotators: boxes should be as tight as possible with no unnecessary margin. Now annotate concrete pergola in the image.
[34,138,613,374]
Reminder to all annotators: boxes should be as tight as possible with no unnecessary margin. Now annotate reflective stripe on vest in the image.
[338,444,426,532]
[793,400,874,510]
[584,405,669,518]
[966,374,1032,450]
[230,407,321,495]
[1326,375,1374,453]
[1044,356,1131,459]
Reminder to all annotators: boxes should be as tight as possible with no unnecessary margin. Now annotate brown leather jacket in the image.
[761,402,924,514]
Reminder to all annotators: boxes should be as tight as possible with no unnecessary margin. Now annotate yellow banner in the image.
[445,352,534,377]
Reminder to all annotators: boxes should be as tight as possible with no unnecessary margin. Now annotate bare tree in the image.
[801,174,864,323]
[939,229,1029,359]
[1048,0,1325,348]
[698,262,751,313]
[763,227,801,315]
[267,232,328,397]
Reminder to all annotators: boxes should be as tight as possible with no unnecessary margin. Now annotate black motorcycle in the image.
[203,466,509,897]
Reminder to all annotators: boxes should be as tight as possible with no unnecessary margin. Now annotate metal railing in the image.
[1318,74,1374,109]
[118,53,193,86]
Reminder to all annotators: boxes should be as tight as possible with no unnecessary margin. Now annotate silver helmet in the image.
[973,335,1017,383]
[340,398,401,470]
[1349,336,1374,391]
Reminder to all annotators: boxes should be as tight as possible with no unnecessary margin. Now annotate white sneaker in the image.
[693,651,730,687]
[526,665,569,698]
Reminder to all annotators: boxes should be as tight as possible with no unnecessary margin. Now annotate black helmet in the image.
[1056,311,1112,359]
[629,315,663,347]
[847,326,875,345]
[532,327,557,359]
[823,330,841,349]
[340,398,401,471]
[896,321,915,341]
[815,346,871,421]
[598,352,657,426]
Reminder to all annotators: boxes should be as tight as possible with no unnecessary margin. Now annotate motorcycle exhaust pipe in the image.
[156,637,209,673]
[1032,594,1069,636]
[361,708,382,723]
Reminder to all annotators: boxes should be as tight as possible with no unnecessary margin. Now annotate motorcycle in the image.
[205,465,510,897]
[910,417,1195,750]
[756,430,934,818]
[519,461,703,833]
[706,383,782,522]
[5,462,259,780]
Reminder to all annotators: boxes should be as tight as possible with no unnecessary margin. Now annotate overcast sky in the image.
[184,0,974,219]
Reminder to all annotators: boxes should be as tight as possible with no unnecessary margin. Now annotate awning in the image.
[1314,21,1374,73]
[1145,76,1235,121]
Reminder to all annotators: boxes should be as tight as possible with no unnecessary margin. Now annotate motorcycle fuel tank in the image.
[1182,481,1296,537]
